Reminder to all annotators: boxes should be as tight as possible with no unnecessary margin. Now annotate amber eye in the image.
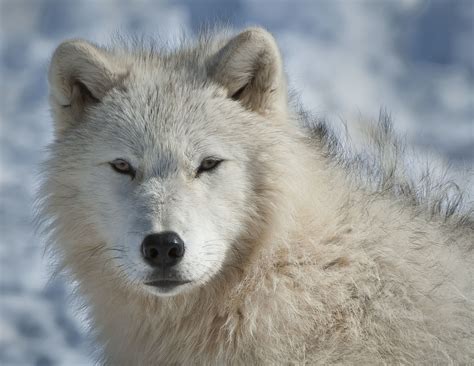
[197,158,223,176]
[109,159,135,178]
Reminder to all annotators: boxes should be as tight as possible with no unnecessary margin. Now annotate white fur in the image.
[37,28,473,364]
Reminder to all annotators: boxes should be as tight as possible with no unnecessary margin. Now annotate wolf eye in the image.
[109,159,135,178]
[197,158,223,175]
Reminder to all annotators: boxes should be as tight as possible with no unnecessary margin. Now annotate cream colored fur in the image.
[38,27,473,365]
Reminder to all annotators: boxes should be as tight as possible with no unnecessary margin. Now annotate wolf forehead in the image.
[95,78,235,147]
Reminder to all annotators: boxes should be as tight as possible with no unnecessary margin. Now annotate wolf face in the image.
[45,29,289,296]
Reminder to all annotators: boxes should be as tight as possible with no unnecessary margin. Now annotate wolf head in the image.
[44,28,303,297]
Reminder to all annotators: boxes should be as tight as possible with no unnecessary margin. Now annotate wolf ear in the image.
[208,28,287,116]
[48,40,128,135]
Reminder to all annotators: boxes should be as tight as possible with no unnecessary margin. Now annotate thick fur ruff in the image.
[37,28,473,365]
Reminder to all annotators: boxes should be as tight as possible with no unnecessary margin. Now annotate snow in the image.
[0,0,472,364]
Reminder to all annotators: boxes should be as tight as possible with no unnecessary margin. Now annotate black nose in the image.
[141,231,185,268]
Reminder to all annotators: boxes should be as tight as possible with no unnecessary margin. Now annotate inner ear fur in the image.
[208,27,287,116]
[48,40,128,134]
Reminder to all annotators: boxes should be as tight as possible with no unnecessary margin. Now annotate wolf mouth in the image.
[144,279,192,288]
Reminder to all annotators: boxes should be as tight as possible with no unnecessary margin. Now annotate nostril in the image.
[149,247,159,259]
[169,247,177,258]
[168,246,181,258]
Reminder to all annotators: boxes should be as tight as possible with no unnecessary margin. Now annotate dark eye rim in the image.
[196,157,224,176]
[109,159,136,179]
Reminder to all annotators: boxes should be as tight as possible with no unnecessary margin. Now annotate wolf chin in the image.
[37,27,473,364]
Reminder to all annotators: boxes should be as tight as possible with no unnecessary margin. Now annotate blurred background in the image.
[0,0,473,364]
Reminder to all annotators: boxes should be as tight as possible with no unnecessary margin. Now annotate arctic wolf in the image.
[38,28,473,364]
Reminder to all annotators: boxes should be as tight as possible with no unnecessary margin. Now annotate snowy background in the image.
[0,0,473,364]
